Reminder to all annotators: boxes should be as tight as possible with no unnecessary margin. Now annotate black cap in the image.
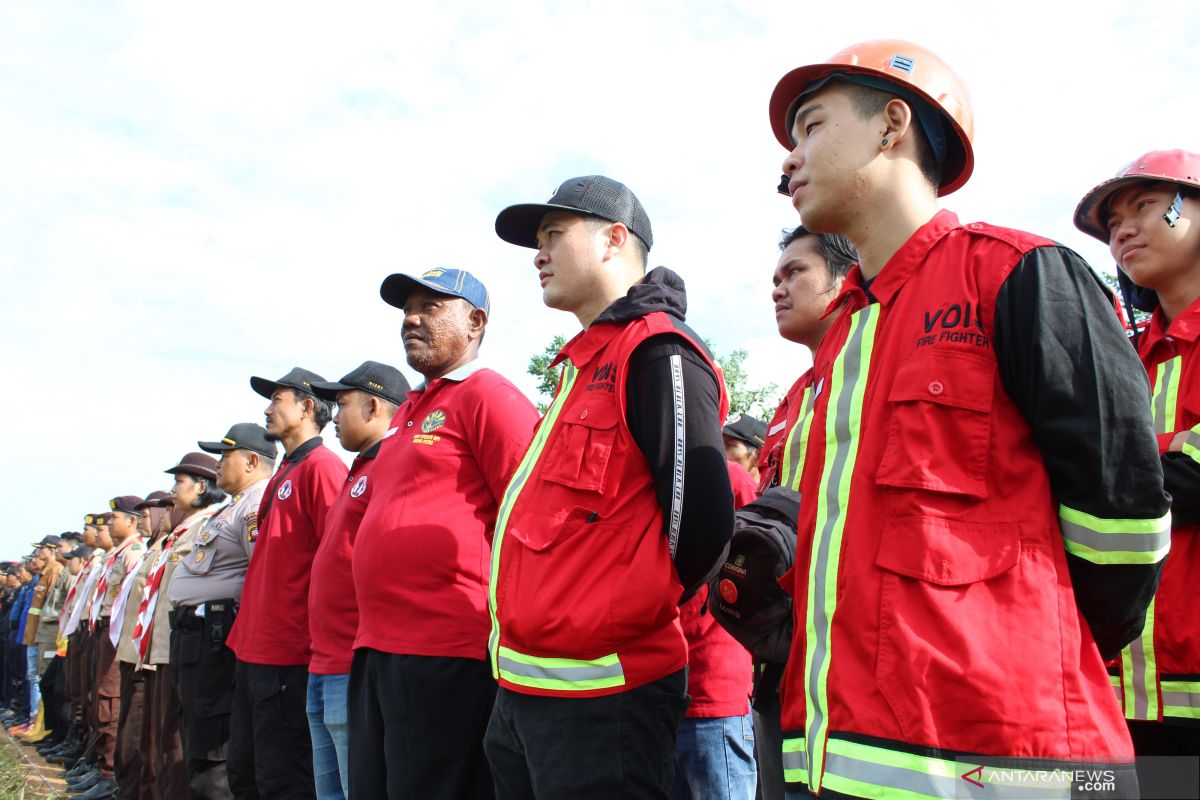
[311,361,411,406]
[198,423,278,459]
[109,495,146,516]
[164,452,220,481]
[30,535,62,549]
[723,413,768,449]
[249,367,327,400]
[495,175,654,250]
[68,545,94,560]
[134,491,171,511]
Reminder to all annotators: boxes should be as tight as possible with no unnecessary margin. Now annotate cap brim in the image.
[379,274,423,310]
[164,465,218,480]
[309,380,355,402]
[1074,175,1143,243]
[197,439,235,454]
[495,203,592,249]
[249,376,279,399]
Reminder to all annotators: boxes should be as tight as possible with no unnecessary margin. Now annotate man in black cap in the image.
[351,275,538,799]
[169,423,277,799]
[306,362,408,799]
[722,413,768,486]
[227,370,347,800]
[487,177,734,797]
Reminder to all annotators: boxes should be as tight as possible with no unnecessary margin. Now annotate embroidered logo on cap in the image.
[350,476,368,498]
[277,480,293,501]
[422,268,446,279]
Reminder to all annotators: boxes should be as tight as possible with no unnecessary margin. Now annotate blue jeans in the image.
[671,713,757,800]
[306,672,350,800]
[25,648,39,717]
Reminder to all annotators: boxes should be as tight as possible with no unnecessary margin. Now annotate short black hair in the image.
[283,387,334,432]
[780,226,859,282]
[582,215,649,269]
[831,78,942,190]
[182,474,227,509]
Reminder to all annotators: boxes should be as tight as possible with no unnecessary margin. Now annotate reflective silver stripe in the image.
[1058,519,1171,553]
[805,306,878,790]
[783,386,816,491]
[497,656,623,684]
[1152,357,1181,433]
[1162,690,1200,709]
[781,748,809,772]
[823,752,1071,800]
[667,354,685,557]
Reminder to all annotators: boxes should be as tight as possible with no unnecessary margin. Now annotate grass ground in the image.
[0,734,63,800]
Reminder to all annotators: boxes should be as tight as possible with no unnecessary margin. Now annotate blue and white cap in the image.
[380,268,490,315]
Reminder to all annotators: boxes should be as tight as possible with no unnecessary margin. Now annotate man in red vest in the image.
[769,40,1169,798]
[488,175,735,797]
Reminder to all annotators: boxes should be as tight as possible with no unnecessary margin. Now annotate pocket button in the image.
[928,380,945,396]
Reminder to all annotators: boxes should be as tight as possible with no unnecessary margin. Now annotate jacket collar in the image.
[824,209,961,315]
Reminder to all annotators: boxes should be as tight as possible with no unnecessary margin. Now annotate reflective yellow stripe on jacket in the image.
[487,364,579,679]
[803,306,879,792]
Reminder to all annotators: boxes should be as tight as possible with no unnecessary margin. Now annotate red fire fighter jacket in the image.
[779,211,1170,798]
[1113,298,1200,726]
[488,268,733,698]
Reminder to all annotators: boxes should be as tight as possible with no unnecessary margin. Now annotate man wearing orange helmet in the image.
[769,41,1169,798]
[1075,150,1200,761]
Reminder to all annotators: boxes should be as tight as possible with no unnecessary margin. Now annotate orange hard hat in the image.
[1073,149,1200,242]
[769,39,975,196]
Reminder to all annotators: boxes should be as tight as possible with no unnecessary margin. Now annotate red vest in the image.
[780,212,1137,796]
[489,311,727,697]
[1115,301,1200,723]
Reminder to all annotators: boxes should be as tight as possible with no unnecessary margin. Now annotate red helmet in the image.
[1073,149,1200,242]
[769,39,975,196]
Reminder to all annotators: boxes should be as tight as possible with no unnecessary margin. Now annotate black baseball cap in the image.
[495,175,654,250]
[30,535,62,549]
[311,361,411,406]
[198,423,278,459]
[68,545,94,560]
[250,367,327,400]
[723,413,768,449]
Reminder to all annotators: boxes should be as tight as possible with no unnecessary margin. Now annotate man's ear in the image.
[605,222,629,261]
[468,306,488,339]
[880,98,915,151]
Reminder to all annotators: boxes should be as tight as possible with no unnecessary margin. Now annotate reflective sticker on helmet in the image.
[1164,191,1183,228]
[889,54,915,73]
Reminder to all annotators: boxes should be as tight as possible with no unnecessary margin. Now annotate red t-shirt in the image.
[353,364,538,659]
[307,444,380,675]
[227,438,347,666]
[679,460,757,718]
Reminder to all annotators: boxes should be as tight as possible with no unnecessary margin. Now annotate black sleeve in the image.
[1164,452,1200,525]
[993,245,1171,660]
[626,334,735,599]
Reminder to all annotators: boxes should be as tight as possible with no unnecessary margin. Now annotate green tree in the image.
[528,334,567,414]
[526,335,781,419]
[707,341,781,419]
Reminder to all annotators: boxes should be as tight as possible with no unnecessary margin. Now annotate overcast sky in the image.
[2,1,1197,556]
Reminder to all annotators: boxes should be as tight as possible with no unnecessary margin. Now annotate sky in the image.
[1,0,1198,557]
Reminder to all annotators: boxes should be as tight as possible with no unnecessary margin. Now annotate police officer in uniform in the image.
[170,423,276,799]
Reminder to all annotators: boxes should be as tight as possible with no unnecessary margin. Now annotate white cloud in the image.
[0,0,1197,555]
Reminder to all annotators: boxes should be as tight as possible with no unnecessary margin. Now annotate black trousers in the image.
[171,603,237,800]
[348,649,496,800]
[484,668,688,800]
[228,660,313,800]
[6,640,27,717]
[40,655,67,736]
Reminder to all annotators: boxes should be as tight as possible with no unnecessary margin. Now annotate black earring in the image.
[881,137,889,146]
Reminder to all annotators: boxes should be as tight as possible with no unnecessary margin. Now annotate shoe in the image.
[68,770,100,793]
[75,778,117,799]
[8,721,32,735]
[66,761,95,781]
[36,735,65,755]
[17,701,45,740]
[47,749,81,765]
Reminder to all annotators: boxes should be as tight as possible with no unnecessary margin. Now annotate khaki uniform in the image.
[32,561,68,674]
